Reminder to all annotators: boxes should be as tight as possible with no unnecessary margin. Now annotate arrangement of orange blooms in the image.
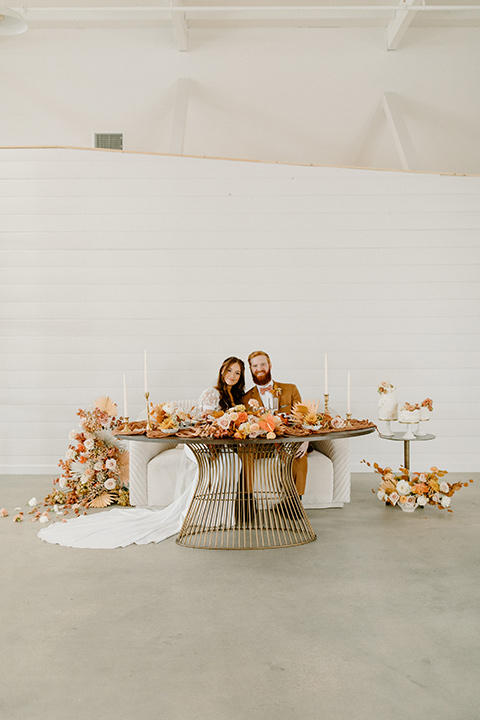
[40,398,129,520]
[363,460,473,513]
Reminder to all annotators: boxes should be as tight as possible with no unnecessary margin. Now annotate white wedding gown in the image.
[38,388,225,549]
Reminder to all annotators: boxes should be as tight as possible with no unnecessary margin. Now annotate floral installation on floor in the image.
[363,460,473,513]
[0,397,130,525]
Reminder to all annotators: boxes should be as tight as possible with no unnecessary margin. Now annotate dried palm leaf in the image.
[88,492,114,508]
[94,396,117,417]
[292,398,319,422]
[118,451,129,484]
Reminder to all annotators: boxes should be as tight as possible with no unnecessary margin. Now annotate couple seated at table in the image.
[198,350,308,498]
[38,350,311,549]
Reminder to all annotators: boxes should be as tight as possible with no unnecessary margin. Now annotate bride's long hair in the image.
[215,357,245,410]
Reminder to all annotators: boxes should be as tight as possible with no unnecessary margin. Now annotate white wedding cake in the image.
[378,382,398,421]
[399,405,419,423]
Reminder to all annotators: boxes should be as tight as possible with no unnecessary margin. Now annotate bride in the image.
[38,357,245,549]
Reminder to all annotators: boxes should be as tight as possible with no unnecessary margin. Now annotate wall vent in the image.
[94,133,123,150]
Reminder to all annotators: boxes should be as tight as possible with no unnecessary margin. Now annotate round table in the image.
[122,427,375,550]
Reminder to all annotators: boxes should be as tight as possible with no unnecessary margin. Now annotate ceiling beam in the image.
[171,0,188,51]
[382,91,418,171]
[386,0,420,51]
[170,78,190,153]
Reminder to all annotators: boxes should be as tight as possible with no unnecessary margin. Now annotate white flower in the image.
[105,459,117,471]
[28,497,37,507]
[396,480,411,495]
[68,430,77,440]
[84,439,95,450]
[389,492,399,506]
[405,496,417,509]
[439,481,450,493]
[331,415,346,429]
[39,513,49,524]
[80,474,89,485]
[66,448,76,460]
[441,495,451,508]
[417,496,428,507]
[59,477,69,489]
[377,489,385,501]
[432,493,441,503]
[163,402,176,415]
[104,478,116,490]
[94,461,103,471]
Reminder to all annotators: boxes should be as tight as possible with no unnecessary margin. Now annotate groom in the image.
[242,350,308,497]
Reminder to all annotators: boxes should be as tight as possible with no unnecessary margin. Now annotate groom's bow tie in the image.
[259,384,274,395]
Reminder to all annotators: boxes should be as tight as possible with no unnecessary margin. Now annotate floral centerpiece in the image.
[363,460,473,513]
[150,401,194,434]
[291,399,347,430]
[200,400,281,439]
[41,397,130,517]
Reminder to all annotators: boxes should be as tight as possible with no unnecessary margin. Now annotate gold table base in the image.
[176,442,316,550]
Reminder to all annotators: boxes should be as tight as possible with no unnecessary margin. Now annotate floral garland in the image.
[363,460,473,513]
[1,398,130,524]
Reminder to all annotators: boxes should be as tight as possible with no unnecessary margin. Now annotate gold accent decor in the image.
[346,413,352,426]
[324,393,329,415]
[145,392,152,431]
[176,441,316,550]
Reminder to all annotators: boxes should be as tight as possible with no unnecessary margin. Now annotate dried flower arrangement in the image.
[363,460,473,513]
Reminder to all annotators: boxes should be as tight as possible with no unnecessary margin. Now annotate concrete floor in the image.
[1,472,479,720]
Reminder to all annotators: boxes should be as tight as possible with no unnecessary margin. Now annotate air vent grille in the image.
[94,133,123,150]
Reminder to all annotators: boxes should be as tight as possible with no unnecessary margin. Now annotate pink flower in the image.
[94,461,103,471]
[248,399,260,409]
[331,416,346,429]
[104,479,116,491]
[0,508,8,517]
[217,416,231,430]
[84,439,95,450]
[85,468,95,478]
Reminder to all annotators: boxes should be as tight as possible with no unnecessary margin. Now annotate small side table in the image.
[378,431,435,472]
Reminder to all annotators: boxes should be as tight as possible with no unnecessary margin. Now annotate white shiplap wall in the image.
[1,148,479,474]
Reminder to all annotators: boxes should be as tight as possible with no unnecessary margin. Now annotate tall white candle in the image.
[324,353,328,395]
[144,350,148,394]
[347,371,351,414]
[123,373,128,417]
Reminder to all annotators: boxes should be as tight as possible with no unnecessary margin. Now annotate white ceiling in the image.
[9,1,480,50]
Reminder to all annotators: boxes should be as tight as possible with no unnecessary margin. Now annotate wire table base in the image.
[176,441,316,550]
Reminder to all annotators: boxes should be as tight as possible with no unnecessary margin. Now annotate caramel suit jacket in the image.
[242,382,301,415]
[241,382,308,495]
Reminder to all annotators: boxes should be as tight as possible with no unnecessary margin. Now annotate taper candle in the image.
[144,350,148,394]
[123,373,128,418]
[324,353,328,395]
[347,371,351,414]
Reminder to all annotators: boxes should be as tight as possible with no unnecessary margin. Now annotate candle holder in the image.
[122,416,130,432]
[145,392,152,431]
[346,413,352,427]
[324,393,329,415]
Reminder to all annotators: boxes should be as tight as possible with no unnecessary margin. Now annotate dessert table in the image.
[377,431,436,471]
[121,427,375,550]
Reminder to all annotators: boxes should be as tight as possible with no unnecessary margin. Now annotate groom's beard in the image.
[251,369,272,386]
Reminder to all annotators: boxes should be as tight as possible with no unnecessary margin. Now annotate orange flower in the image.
[413,483,428,494]
[78,456,87,464]
[259,415,276,433]
[236,412,248,424]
